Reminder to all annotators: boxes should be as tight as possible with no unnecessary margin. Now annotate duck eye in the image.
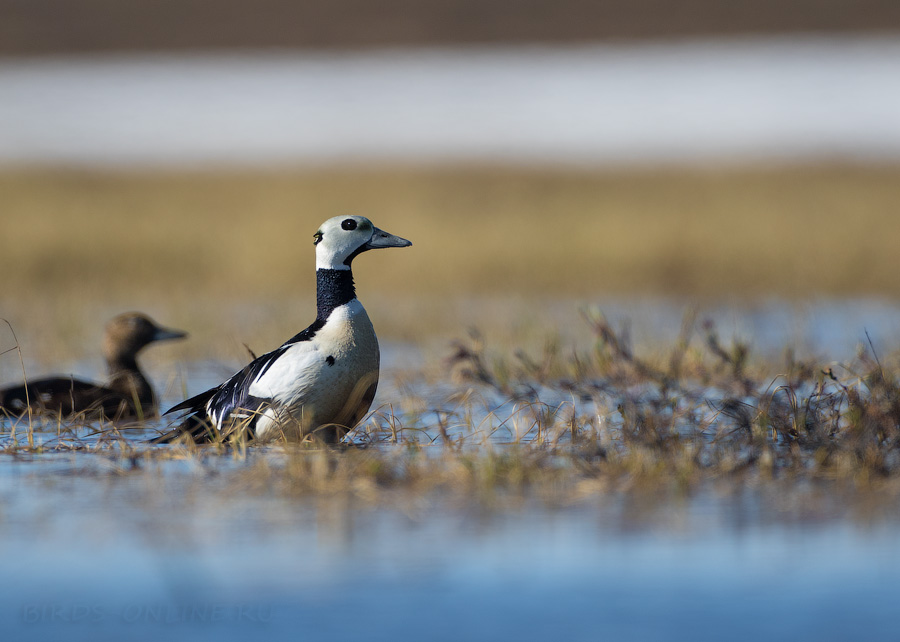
[313,231,323,245]
[341,219,357,231]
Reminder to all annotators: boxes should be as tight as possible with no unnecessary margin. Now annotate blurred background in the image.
[5,6,900,641]
[1,0,900,364]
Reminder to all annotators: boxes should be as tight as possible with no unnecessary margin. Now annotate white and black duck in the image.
[154,215,411,444]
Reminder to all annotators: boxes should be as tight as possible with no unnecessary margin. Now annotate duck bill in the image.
[364,227,412,250]
[152,327,188,342]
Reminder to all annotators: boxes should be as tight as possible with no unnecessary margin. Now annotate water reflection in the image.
[1,452,900,640]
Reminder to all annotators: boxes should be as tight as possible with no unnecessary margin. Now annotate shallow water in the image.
[1,452,899,642]
[581,296,900,361]
[3,295,898,447]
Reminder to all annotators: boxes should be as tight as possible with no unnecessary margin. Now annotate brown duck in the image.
[0,313,186,420]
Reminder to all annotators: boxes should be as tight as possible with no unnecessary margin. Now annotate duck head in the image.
[103,313,187,363]
[314,216,412,270]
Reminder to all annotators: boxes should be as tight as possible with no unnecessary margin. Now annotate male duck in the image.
[155,215,411,444]
[0,313,187,419]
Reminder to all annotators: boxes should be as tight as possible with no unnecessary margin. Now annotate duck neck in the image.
[106,355,153,405]
[317,268,357,320]
[107,354,138,374]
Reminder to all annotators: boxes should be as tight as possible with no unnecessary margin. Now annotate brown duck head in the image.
[103,312,187,371]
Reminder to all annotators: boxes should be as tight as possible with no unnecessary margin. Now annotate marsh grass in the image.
[2,163,900,360]
[4,164,900,508]
[4,164,900,300]
[1,163,899,387]
[5,307,900,512]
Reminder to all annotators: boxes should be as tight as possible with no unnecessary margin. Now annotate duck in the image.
[153,215,411,444]
[0,313,187,420]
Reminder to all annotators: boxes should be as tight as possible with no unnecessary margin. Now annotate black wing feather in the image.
[202,345,290,426]
[167,344,290,422]
[164,387,216,416]
[157,318,324,443]
[280,318,324,346]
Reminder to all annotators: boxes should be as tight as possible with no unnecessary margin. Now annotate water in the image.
[2,36,900,166]
[567,296,900,361]
[1,452,899,641]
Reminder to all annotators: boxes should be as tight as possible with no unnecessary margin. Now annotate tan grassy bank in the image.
[1,164,898,363]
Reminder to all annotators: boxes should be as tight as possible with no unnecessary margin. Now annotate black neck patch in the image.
[316,269,357,320]
[280,269,356,346]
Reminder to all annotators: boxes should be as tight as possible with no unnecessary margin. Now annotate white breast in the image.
[249,299,380,440]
